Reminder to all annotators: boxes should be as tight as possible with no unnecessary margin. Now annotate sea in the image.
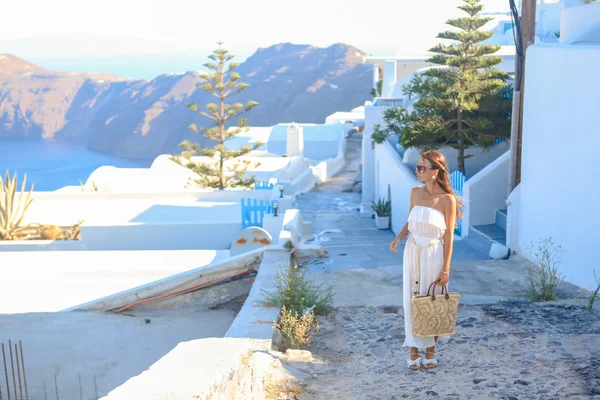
[0,139,149,191]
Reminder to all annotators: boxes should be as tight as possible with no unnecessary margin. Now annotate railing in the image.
[241,198,278,229]
[450,170,466,235]
[253,181,274,191]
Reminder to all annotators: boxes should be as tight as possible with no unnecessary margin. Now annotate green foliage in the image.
[259,265,334,317]
[581,0,597,4]
[180,42,260,190]
[372,0,511,175]
[260,265,333,351]
[524,237,565,302]
[0,171,35,240]
[371,197,392,217]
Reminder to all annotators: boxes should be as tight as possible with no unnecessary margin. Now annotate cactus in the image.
[0,171,35,240]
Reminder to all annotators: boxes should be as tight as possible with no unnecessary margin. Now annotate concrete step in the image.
[471,223,506,246]
[462,228,493,256]
[495,209,507,231]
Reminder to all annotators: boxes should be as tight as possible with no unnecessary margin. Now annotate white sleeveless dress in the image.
[402,205,450,349]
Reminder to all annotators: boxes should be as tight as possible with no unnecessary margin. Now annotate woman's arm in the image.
[389,187,416,252]
[438,195,457,284]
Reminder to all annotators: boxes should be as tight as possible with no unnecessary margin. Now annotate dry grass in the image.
[276,306,319,352]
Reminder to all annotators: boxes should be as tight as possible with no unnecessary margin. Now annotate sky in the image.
[0,0,511,79]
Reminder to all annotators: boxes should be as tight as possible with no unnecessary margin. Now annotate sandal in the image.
[423,350,438,369]
[407,349,421,370]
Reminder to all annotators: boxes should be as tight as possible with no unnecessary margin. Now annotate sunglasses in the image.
[415,164,434,174]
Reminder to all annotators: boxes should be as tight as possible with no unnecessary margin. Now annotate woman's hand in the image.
[389,239,399,253]
[436,271,449,286]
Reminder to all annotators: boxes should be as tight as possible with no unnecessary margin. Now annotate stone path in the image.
[278,134,600,400]
[291,302,600,399]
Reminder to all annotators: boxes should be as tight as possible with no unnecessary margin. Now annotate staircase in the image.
[471,208,507,247]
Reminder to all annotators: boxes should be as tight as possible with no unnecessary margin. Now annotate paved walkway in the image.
[279,134,600,400]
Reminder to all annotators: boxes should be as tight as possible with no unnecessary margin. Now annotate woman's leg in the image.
[408,347,420,370]
[424,337,439,368]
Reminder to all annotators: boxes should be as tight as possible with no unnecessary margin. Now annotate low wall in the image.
[80,222,241,250]
[30,190,272,203]
[100,212,320,399]
[101,338,262,400]
[462,151,510,236]
[225,249,290,348]
[277,209,304,247]
[560,1,600,44]
[0,222,241,251]
[67,248,264,311]
[374,140,420,233]
[402,141,510,180]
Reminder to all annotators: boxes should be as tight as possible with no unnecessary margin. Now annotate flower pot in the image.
[375,215,390,229]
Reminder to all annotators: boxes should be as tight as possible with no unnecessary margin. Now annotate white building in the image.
[363,0,600,290]
[508,1,600,289]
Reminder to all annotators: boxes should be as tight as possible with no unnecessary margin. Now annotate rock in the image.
[489,242,510,259]
[514,379,531,386]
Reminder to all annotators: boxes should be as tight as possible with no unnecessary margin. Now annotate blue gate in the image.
[241,198,279,228]
[450,171,466,235]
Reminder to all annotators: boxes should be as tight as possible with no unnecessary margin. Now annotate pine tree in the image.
[372,0,511,175]
[179,42,259,190]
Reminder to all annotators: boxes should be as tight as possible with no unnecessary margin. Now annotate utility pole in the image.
[508,0,537,194]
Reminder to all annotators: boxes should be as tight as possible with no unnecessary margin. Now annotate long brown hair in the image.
[420,149,464,222]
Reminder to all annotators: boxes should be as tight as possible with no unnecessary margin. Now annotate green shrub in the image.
[371,197,391,217]
[524,237,565,301]
[260,265,334,317]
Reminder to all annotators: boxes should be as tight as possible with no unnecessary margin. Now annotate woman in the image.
[389,150,461,370]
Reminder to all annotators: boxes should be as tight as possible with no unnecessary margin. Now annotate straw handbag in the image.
[412,281,460,337]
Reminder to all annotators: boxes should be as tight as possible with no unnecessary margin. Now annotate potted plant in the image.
[371,197,391,229]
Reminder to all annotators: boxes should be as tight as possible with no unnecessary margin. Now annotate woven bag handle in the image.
[426,281,450,301]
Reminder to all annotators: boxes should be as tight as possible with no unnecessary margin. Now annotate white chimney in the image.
[286,122,304,158]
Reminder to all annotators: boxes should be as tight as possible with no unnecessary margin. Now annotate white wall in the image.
[14,192,282,250]
[462,151,510,236]
[560,1,600,44]
[267,124,345,161]
[381,60,397,98]
[516,42,600,289]
[403,141,510,180]
[279,132,346,196]
[361,103,384,216]
[374,141,420,233]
